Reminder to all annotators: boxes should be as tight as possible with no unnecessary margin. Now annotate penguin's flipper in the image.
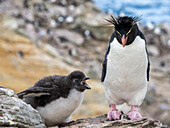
[146,49,150,81]
[101,59,107,82]
[101,33,115,82]
[17,86,51,99]
[138,30,150,82]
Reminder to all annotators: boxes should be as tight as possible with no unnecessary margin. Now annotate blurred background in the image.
[0,0,169,126]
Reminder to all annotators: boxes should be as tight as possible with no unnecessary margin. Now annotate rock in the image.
[142,23,170,55]
[86,63,100,79]
[54,29,84,46]
[159,23,170,35]
[72,14,112,41]
[65,16,74,23]
[0,86,46,128]
[160,61,166,67]
[17,50,24,58]
[42,44,60,58]
[143,83,156,105]
[48,5,67,17]
[83,29,91,39]
[167,40,170,47]
[159,23,170,49]
[2,17,19,31]
[33,3,48,12]
[68,5,76,14]
[57,16,65,24]
[57,115,167,128]
[0,0,170,127]
[68,48,77,56]
[146,22,155,30]
[147,45,160,56]
[154,27,161,35]
[50,19,57,28]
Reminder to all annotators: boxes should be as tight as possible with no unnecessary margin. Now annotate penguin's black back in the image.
[18,75,72,108]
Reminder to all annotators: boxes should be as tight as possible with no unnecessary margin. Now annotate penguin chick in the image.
[18,70,91,127]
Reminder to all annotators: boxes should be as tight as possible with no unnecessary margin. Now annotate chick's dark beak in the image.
[122,35,127,47]
[81,77,91,89]
[84,77,90,80]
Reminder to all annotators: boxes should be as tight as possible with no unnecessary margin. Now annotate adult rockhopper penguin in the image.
[18,71,91,127]
[101,16,150,120]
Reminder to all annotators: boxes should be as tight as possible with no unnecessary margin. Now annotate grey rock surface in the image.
[57,115,167,128]
[0,0,170,126]
[54,29,84,46]
[0,86,46,128]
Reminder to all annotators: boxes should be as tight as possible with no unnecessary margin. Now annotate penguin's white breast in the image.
[104,36,148,96]
[37,89,84,125]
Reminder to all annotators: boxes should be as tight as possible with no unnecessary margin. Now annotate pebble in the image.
[37,28,47,39]
[17,50,24,58]
[147,45,160,56]
[167,40,170,47]
[150,83,156,90]
[58,16,64,23]
[69,48,77,56]
[84,30,91,38]
[50,19,57,28]
[154,27,161,35]
[48,0,56,3]
[146,22,155,30]
[160,61,165,67]
[65,16,74,23]
[68,5,76,12]
[160,103,170,110]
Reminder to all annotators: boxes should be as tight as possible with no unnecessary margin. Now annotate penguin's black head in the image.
[69,71,91,92]
[106,16,141,47]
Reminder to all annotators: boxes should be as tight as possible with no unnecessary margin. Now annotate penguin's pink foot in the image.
[107,110,122,120]
[107,105,122,120]
[127,105,142,120]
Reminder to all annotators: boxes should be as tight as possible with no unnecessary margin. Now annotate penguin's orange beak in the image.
[122,35,127,47]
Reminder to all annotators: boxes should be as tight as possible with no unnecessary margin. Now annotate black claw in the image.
[106,117,113,121]
[121,111,124,115]
[111,118,115,121]
[107,111,125,121]
[126,115,131,120]
[106,118,111,121]
[120,111,124,119]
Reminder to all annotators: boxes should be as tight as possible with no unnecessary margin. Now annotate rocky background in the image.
[0,86,46,128]
[1,86,167,128]
[0,0,170,126]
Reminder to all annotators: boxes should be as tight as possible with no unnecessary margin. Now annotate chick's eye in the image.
[73,78,79,83]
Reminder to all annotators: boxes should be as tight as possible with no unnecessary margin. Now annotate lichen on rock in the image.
[0,86,46,128]
[57,115,167,128]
